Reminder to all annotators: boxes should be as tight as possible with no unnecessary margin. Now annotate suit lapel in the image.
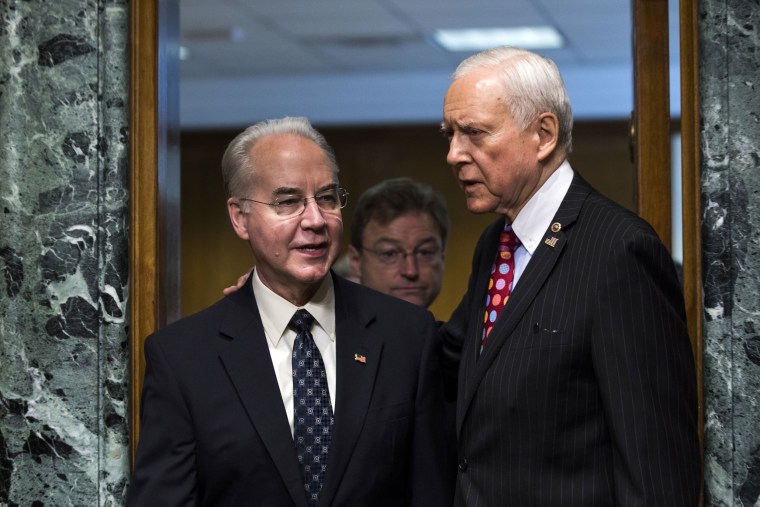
[216,283,308,507]
[459,174,592,424]
[319,276,383,507]
[457,219,503,431]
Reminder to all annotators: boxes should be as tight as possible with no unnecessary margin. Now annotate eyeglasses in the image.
[239,187,349,218]
[362,245,442,267]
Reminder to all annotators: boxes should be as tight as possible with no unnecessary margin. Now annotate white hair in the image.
[453,46,573,154]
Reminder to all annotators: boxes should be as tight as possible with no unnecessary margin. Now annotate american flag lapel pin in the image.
[354,353,367,364]
[544,236,559,248]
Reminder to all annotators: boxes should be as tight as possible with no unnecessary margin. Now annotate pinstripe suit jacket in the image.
[441,173,700,506]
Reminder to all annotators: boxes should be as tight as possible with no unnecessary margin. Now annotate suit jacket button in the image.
[458,459,468,471]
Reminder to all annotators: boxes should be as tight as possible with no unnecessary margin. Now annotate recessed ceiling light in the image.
[432,26,564,52]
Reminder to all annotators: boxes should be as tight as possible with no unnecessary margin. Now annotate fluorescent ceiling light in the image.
[432,26,563,52]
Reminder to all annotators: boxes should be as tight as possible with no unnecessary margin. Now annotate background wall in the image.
[0,0,130,504]
[180,120,636,321]
[700,0,760,504]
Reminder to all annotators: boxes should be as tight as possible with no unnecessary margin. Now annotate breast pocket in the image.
[363,400,410,427]
[507,322,568,350]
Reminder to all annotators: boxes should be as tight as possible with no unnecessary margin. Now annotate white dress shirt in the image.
[510,160,574,287]
[250,268,337,436]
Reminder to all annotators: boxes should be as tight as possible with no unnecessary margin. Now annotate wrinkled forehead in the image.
[443,73,509,125]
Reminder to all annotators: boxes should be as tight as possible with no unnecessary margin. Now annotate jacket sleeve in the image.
[127,334,198,507]
[410,312,455,507]
[439,220,498,403]
[591,228,701,505]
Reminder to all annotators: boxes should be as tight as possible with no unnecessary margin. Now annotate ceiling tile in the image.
[177,0,678,126]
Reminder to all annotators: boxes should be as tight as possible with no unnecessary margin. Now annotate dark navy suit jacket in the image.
[128,273,452,506]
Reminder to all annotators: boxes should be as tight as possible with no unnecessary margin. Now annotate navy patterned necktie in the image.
[290,309,333,506]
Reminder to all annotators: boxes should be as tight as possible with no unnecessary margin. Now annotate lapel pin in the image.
[354,353,367,364]
[544,236,559,248]
[551,222,562,233]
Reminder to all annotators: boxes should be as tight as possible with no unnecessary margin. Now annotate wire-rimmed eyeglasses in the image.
[361,245,442,267]
[239,187,349,218]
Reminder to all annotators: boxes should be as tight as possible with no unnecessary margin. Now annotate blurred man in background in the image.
[347,177,449,309]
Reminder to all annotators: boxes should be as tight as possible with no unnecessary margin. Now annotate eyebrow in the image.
[373,236,441,248]
[440,120,475,133]
[270,182,338,197]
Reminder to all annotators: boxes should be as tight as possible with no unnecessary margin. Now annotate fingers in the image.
[222,271,251,295]
[222,284,238,296]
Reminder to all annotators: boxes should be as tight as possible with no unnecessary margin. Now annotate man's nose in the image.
[446,133,468,166]
[300,198,328,227]
[399,252,420,277]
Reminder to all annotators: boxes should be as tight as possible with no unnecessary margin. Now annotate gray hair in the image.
[453,46,573,155]
[221,116,339,202]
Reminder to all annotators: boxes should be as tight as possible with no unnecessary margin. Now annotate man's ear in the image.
[536,112,559,162]
[347,245,363,281]
[227,198,250,241]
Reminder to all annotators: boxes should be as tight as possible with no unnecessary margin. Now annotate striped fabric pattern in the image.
[441,173,701,506]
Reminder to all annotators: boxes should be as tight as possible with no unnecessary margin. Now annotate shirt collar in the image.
[511,160,574,254]
[251,268,336,347]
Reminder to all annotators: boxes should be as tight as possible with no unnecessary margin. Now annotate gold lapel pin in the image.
[551,222,562,233]
[354,353,367,364]
[544,236,559,248]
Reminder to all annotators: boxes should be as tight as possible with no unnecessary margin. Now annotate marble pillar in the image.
[700,0,760,505]
[0,0,130,505]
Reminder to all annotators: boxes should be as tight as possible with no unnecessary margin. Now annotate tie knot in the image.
[500,225,520,250]
[289,309,314,334]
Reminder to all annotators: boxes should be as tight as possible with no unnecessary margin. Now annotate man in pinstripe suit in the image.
[440,46,700,506]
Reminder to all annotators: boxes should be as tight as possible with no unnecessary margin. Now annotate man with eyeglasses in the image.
[128,117,452,506]
[228,177,450,311]
[347,178,449,309]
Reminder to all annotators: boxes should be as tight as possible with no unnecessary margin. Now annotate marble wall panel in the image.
[0,0,129,505]
[700,0,760,505]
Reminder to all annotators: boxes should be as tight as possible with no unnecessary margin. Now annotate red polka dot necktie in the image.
[482,225,521,351]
